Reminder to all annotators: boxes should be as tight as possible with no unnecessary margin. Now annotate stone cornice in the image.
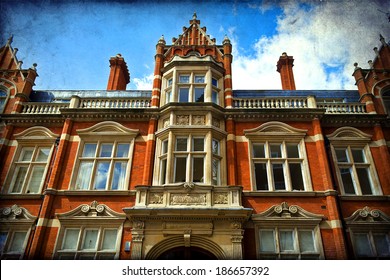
[321,114,387,127]
[225,108,325,121]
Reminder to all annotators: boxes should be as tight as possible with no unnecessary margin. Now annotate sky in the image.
[1,0,390,91]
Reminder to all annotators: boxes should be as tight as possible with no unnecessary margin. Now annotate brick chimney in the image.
[106,54,130,90]
[277,52,296,90]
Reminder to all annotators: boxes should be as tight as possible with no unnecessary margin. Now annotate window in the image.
[259,228,320,259]
[212,139,221,185]
[75,142,131,190]
[328,127,381,195]
[72,121,138,191]
[178,74,205,103]
[173,136,205,183]
[0,230,28,259]
[0,90,7,113]
[382,90,390,115]
[333,146,375,195]
[251,141,306,191]
[56,226,119,260]
[9,146,52,194]
[352,231,390,259]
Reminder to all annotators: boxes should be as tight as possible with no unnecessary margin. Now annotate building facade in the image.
[0,15,389,260]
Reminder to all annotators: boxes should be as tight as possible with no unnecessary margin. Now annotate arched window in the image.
[382,89,390,116]
[0,90,7,113]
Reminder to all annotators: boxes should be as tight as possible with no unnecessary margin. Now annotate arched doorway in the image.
[156,246,218,260]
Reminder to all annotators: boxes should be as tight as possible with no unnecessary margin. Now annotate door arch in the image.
[157,246,217,260]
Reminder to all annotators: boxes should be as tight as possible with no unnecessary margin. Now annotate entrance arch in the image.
[145,235,226,260]
[157,246,217,260]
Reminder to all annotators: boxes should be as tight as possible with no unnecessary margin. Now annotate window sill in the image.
[0,194,43,200]
[243,190,338,197]
[58,190,137,196]
[339,195,390,201]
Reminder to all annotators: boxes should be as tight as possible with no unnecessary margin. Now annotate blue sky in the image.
[1,0,390,91]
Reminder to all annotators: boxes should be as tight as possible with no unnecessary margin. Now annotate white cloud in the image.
[232,0,390,90]
[132,73,154,90]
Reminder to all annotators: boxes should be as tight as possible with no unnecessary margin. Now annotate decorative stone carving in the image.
[132,220,145,230]
[56,201,126,218]
[345,206,390,224]
[192,115,205,125]
[212,118,220,128]
[183,182,194,192]
[1,204,36,220]
[149,193,164,204]
[230,221,242,229]
[214,193,228,204]
[163,118,170,128]
[170,194,207,205]
[176,115,189,125]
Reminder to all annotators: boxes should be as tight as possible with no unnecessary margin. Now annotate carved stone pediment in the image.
[327,127,372,145]
[345,206,390,225]
[56,200,126,219]
[0,204,37,221]
[244,121,307,141]
[77,121,139,137]
[252,202,324,225]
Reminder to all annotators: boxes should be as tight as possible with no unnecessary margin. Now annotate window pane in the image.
[254,163,268,190]
[212,139,220,155]
[176,138,187,151]
[93,162,110,190]
[174,157,187,182]
[287,144,300,158]
[279,230,294,252]
[260,230,276,252]
[102,229,118,250]
[212,158,220,185]
[373,234,390,256]
[270,144,282,158]
[179,87,189,102]
[193,157,204,182]
[100,144,113,157]
[36,148,50,162]
[82,143,97,157]
[116,144,129,158]
[289,163,304,191]
[335,148,349,162]
[354,233,373,257]
[62,229,80,250]
[9,232,27,252]
[298,231,315,252]
[340,168,355,194]
[352,149,365,163]
[272,164,285,190]
[253,144,265,158]
[193,138,204,151]
[0,232,7,252]
[194,87,204,102]
[75,161,93,190]
[160,159,167,184]
[194,75,205,83]
[27,166,45,193]
[356,168,372,195]
[11,166,28,193]
[20,148,34,161]
[211,92,218,107]
[179,75,189,83]
[162,140,168,154]
[82,229,98,250]
[111,162,127,190]
[166,90,172,103]
[212,78,218,87]
[167,78,173,87]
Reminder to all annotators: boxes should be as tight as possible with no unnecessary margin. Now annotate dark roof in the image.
[29,90,152,103]
[233,90,360,102]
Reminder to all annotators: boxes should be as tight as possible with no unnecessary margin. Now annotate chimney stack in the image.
[106,54,130,90]
[277,52,296,90]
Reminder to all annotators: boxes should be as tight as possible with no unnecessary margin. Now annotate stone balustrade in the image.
[317,102,367,114]
[233,97,308,109]
[79,98,151,109]
[20,103,69,114]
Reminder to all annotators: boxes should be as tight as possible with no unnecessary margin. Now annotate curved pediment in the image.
[15,126,59,141]
[56,200,126,219]
[77,121,139,137]
[244,121,307,141]
[327,127,372,140]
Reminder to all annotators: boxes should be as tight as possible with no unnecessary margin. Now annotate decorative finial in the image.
[158,35,166,45]
[193,12,197,20]
[7,35,13,46]
[30,63,38,71]
[282,52,288,56]
[368,60,374,69]
[223,35,230,45]
[354,62,360,70]
[380,34,387,46]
